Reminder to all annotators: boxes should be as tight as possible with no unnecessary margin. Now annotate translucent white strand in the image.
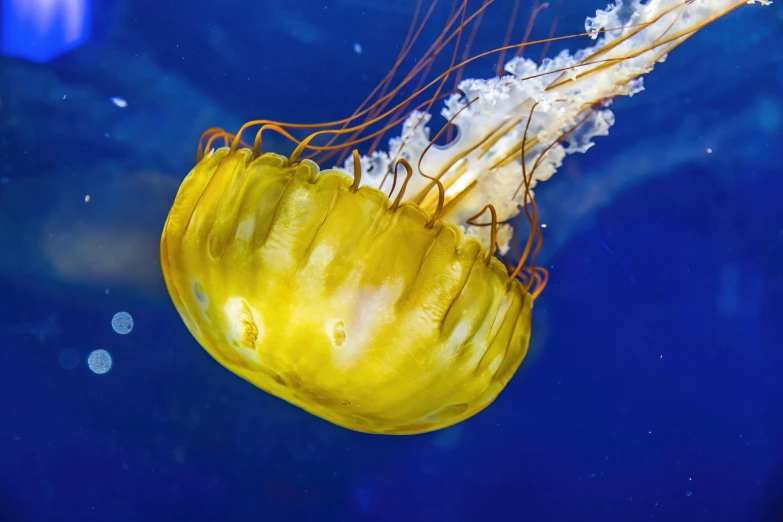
[338,0,768,253]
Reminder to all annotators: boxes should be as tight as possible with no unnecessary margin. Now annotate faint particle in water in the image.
[287,437,316,461]
[28,313,61,344]
[111,97,127,108]
[432,424,463,449]
[173,446,186,465]
[353,42,362,55]
[58,348,80,370]
[0,177,9,185]
[756,97,781,132]
[87,349,112,374]
[353,485,373,511]
[598,239,636,286]
[84,194,90,203]
[111,311,133,334]
[706,148,713,154]
[184,407,201,431]
[685,490,693,497]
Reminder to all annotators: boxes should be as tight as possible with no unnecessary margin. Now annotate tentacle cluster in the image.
[192,0,761,303]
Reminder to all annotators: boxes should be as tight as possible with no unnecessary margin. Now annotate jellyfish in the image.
[160,0,768,434]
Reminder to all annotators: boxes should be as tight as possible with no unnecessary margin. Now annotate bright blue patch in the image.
[1,0,92,63]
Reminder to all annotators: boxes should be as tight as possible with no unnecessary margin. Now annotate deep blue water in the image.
[1,0,782,521]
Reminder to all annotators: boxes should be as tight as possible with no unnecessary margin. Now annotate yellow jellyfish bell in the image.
[160,141,542,434]
[161,0,763,434]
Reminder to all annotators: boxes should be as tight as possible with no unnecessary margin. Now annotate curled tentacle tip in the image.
[350,149,362,192]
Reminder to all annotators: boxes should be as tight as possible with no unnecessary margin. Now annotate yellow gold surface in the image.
[160,149,533,434]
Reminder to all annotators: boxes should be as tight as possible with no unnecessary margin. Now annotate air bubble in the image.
[111,312,133,335]
[87,349,112,374]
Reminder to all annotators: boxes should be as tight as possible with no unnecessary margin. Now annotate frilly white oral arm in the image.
[339,0,768,253]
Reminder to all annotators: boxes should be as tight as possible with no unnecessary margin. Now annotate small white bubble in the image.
[59,348,80,370]
[685,490,692,497]
[706,148,713,154]
[353,42,363,55]
[111,97,128,108]
[111,312,133,335]
[87,349,112,374]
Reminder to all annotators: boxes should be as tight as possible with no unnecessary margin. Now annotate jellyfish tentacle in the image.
[197,127,225,161]
[508,102,543,291]
[534,0,560,63]
[350,150,362,192]
[387,160,400,199]
[409,96,478,207]
[229,23,626,161]
[422,172,445,229]
[496,0,524,77]
[465,204,499,265]
[328,0,466,166]
[198,128,252,161]
[390,159,414,212]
